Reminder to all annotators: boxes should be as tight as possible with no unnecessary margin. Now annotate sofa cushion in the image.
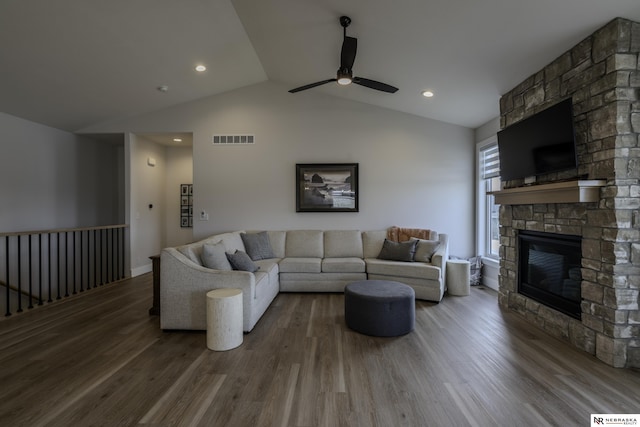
[267,231,287,259]
[201,241,232,270]
[362,230,386,259]
[279,257,322,273]
[226,250,259,273]
[241,231,276,260]
[411,238,441,263]
[254,259,279,292]
[366,259,441,280]
[324,230,363,258]
[322,257,366,273]
[377,239,417,262]
[177,244,203,266]
[254,259,279,274]
[285,230,323,257]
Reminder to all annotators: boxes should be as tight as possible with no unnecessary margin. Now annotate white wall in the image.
[0,112,122,232]
[128,135,166,275]
[82,81,476,257]
[474,117,500,143]
[165,145,193,247]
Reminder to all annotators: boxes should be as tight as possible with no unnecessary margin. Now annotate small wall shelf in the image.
[490,180,606,205]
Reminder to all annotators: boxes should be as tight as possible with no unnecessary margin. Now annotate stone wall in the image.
[498,18,640,368]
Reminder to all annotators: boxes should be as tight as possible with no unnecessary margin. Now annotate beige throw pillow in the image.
[411,237,441,263]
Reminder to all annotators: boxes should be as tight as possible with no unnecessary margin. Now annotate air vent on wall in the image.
[212,134,255,145]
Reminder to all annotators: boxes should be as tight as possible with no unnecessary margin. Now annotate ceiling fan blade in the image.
[340,36,357,70]
[353,77,399,93]
[288,79,337,93]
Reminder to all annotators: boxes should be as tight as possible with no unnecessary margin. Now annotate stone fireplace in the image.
[497,18,640,368]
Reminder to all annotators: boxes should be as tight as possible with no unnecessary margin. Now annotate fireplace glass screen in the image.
[518,231,581,319]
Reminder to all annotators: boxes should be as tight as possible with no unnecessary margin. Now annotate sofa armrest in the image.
[431,233,449,282]
[160,247,256,330]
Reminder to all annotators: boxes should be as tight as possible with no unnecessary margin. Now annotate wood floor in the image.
[1,274,638,427]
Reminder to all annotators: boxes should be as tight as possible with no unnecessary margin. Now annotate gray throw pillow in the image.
[411,237,441,263]
[241,231,275,261]
[201,241,232,270]
[377,239,418,262]
[226,250,260,272]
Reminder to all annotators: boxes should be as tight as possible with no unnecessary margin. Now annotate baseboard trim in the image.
[483,276,499,291]
[131,263,152,277]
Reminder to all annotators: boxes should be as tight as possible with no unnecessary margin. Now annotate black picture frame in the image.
[180,184,193,228]
[296,163,359,212]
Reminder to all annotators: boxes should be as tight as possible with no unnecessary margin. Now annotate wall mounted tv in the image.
[497,98,577,181]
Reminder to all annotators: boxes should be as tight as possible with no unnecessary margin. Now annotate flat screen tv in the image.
[497,98,577,181]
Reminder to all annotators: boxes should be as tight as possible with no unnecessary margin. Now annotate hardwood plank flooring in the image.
[1,274,638,426]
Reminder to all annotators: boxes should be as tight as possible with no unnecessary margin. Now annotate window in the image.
[477,138,500,258]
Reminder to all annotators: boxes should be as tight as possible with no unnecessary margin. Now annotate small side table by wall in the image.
[149,254,161,315]
[446,259,471,296]
[206,288,243,351]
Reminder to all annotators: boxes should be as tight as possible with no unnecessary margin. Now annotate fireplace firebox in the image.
[518,231,582,320]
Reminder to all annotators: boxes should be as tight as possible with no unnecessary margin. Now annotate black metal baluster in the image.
[48,233,52,303]
[39,233,43,306]
[17,235,22,313]
[106,228,110,283]
[106,228,109,283]
[111,228,115,282]
[28,235,33,309]
[5,236,10,317]
[99,229,103,286]
[64,232,69,298]
[118,227,122,280]
[72,231,76,295]
[57,232,61,300]
[107,228,111,283]
[80,230,84,292]
[115,228,119,280]
[120,227,124,279]
[92,229,97,288]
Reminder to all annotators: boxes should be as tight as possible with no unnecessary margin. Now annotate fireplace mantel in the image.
[490,180,605,205]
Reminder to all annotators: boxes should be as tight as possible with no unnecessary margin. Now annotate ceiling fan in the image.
[288,16,398,94]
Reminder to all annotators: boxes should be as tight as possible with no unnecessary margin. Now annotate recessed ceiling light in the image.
[157,85,169,93]
[422,90,434,98]
[195,65,207,72]
[173,138,182,142]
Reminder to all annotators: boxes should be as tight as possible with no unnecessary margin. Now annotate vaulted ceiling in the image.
[1,0,638,132]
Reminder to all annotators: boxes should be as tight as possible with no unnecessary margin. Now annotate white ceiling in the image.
[1,0,639,132]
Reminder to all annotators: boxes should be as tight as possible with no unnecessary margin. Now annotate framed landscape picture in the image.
[296,163,359,212]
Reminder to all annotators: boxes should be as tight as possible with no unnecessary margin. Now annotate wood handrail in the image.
[0,224,128,238]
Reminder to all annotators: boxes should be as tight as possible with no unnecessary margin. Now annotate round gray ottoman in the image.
[344,280,415,337]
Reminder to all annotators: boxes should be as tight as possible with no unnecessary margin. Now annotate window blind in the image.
[481,144,500,179]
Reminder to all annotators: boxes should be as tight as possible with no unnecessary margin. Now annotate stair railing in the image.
[0,224,128,317]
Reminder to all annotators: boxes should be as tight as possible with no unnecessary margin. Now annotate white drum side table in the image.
[446,260,471,296]
[206,288,243,351]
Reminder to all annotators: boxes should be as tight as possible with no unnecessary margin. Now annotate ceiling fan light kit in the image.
[289,16,398,94]
[337,68,352,85]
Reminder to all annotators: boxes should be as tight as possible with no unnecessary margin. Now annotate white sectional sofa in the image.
[160,229,449,332]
